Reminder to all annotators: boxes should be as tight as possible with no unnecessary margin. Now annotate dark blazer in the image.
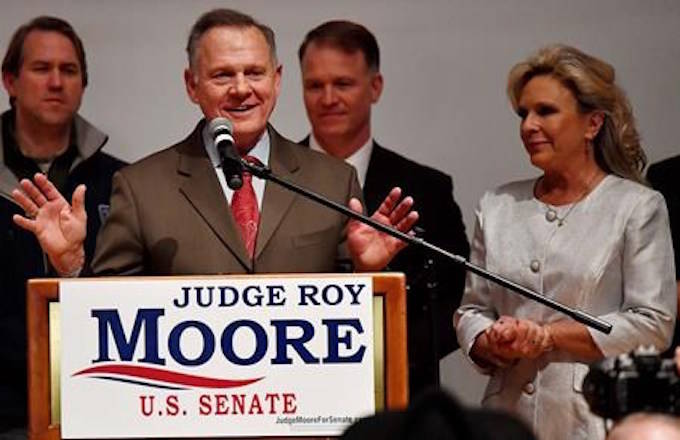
[301,137,470,396]
[647,154,680,355]
[92,122,362,276]
[648,154,680,279]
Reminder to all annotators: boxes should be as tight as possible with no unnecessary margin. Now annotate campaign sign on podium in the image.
[59,276,374,438]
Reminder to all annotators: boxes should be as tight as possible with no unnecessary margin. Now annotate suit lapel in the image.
[255,126,299,258]
[176,121,251,269]
[362,142,386,212]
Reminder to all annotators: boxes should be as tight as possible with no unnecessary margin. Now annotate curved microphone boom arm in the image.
[238,158,612,335]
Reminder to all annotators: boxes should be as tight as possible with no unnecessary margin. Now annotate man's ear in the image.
[585,111,605,141]
[370,72,384,104]
[184,68,199,104]
[273,64,283,100]
[2,71,17,97]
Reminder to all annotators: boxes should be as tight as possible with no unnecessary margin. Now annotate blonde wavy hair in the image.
[507,44,646,183]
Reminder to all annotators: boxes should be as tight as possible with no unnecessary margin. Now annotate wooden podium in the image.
[27,274,408,439]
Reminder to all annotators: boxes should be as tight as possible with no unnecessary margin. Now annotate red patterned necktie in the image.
[231,156,259,259]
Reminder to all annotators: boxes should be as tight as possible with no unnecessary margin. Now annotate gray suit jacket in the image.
[456,175,675,440]
[92,121,362,275]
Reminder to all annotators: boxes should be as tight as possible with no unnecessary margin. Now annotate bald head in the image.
[608,413,680,440]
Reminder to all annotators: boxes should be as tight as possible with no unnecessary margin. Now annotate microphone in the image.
[208,117,243,190]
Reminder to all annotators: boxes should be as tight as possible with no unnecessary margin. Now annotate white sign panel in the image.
[60,276,374,438]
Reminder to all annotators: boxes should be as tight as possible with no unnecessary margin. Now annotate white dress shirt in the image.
[310,134,373,188]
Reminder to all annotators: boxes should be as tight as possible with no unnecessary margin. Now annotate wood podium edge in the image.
[373,273,409,409]
[27,278,60,440]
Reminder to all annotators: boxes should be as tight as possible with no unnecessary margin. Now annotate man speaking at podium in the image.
[12,9,417,278]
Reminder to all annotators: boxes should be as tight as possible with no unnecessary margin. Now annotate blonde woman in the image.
[455,45,676,440]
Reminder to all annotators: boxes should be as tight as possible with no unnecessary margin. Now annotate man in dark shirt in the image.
[0,16,125,437]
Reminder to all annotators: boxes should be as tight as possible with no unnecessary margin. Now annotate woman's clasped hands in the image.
[474,316,555,368]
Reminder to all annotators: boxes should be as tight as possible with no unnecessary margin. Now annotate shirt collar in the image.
[2,109,79,186]
[310,134,373,187]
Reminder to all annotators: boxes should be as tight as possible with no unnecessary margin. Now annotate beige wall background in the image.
[2,0,679,405]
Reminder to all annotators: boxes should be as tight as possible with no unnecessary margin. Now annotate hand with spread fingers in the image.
[12,173,87,276]
[347,187,419,272]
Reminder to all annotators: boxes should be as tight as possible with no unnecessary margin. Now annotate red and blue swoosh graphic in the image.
[73,364,264,390]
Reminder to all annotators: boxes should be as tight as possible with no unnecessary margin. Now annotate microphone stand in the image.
[393,232,444,388]
[240,159,613,335]
[422,256,442,386]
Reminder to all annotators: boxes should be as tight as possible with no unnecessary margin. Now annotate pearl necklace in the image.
[539,172,601,227]
[544,203,577,227]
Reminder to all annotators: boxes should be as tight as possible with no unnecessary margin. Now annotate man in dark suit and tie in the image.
[298,20,470,398]
[648,154,680,355]
[12,10,416,281]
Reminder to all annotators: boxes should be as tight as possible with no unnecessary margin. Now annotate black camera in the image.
[582,346,680,420]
